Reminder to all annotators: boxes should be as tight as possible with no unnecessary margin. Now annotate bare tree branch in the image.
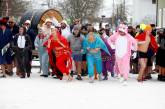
[56,0,103,22]
[0,0,31,17]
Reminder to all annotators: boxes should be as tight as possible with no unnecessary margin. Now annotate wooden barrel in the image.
[19,9,63,58]
[19,9,63,32]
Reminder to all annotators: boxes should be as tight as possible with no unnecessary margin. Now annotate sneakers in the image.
[0,75,6,78]
[20,75,25,78]
[103,75,108,80]
[111,72,114,77]
[40,74,48,77]
[89,77,94,83]
[98,74,103,81]
[158,75,165,81]
[119,77,124,83]
[145,75,152,80]
[70,71,74,77]
[119,77,128,86]
[117,74,121,79]
[89,74,102,83]
[81,70,88,76]
[6,71,14,76]
[76,75,83,80]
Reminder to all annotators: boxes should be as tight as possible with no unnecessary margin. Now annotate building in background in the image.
[131,0,156,26]
[157,0,165,28]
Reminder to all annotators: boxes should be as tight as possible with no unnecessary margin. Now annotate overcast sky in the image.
[100,0,133,17]
[29,0,133,17]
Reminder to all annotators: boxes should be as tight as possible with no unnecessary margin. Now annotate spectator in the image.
[12,26,32,78]
[157,29,165,81]
[0,18,13,78]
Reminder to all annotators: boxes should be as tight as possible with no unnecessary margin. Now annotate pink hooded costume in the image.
[108,24,137,80]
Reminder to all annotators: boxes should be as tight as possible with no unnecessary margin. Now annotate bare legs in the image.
[137,58,147,81]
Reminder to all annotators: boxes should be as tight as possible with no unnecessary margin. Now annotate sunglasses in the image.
[25,23,30,25]
[9,22,14,24]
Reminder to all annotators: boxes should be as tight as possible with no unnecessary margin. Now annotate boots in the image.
[103,75,108,80]
[20,72,25,78]
[76,75,83,80]
[27,73,30,78]
[81,69,88,76]
[158,75,165,81]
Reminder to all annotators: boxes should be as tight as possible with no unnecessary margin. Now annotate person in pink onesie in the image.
[108,24,137,84]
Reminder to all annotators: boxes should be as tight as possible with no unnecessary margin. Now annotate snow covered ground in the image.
[0,61,165,109]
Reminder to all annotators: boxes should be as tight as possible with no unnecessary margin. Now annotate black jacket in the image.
[12,33,32,53]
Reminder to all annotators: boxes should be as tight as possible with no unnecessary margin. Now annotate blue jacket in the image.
[83,33,111,56]
[0,28,13,64]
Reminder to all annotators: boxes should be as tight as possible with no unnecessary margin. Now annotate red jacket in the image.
[136,32,158,53]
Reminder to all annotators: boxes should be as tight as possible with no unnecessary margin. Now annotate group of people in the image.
[127,24,165,82]
[0,16,165,84]
[0,17,36,78]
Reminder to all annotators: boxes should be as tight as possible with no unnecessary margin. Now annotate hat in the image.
[0,18,7,26]
[61,20,68,25]
[45,18,52,24]
[140,24,146,31]
[51,18,60,27]
[3,17,9,21]
[24,20,31,24]
[145,25,152,31]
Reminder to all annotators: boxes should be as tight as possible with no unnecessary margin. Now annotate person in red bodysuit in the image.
[44,28,73,81]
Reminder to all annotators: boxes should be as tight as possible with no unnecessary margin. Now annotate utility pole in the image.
[47,0,51,8]
[156,0,159,26]
[112,0,115,27]
[123,0,125,20]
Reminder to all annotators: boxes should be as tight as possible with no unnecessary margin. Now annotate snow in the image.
[0,61,165,109]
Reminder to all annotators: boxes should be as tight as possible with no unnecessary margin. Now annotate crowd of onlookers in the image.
[0,16,165,84]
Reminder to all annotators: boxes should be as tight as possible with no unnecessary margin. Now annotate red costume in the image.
[44,30,72,78]
[136,32,158,53]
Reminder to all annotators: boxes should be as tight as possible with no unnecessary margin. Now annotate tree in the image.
[0,0,31,17]
[111,0,130,27]
[0,0,2,7]
[57,0,103,23]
